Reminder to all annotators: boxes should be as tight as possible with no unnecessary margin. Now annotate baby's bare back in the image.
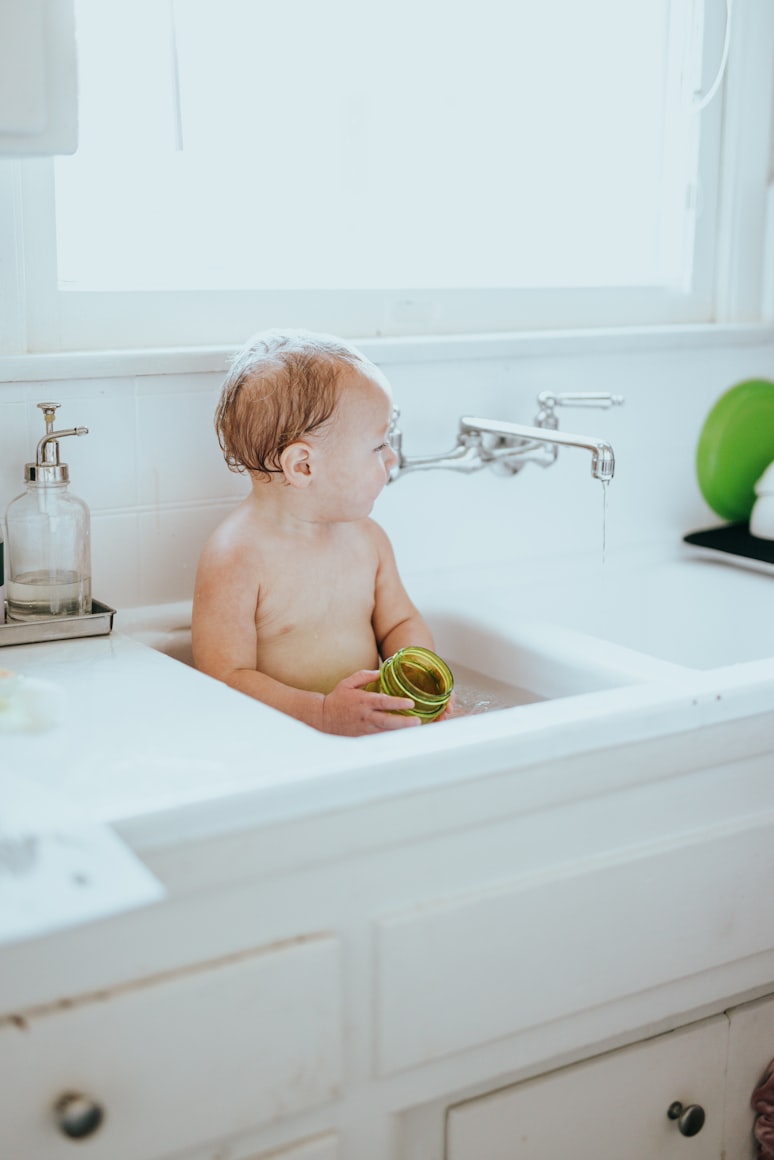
[254,523,380,694]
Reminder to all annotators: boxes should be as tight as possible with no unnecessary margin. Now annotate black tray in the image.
[683,523,774,574]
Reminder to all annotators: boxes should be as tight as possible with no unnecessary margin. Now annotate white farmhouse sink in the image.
[117,600,666,723]
[516,553,774,670]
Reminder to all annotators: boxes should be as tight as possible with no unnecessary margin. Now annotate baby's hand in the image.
[434,691,459,722]
[320,670,421,736]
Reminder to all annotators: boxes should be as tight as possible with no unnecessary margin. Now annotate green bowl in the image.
[696,379,774,521]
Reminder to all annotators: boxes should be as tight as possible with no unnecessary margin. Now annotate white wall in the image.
[1,329,773,611]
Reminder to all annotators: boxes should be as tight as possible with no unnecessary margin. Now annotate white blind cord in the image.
[168,0,185,151]
[693,0,734,112]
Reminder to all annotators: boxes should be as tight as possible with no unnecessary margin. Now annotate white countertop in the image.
[3,546,774,861]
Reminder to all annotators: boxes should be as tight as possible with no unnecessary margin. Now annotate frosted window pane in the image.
[55,0,695,291]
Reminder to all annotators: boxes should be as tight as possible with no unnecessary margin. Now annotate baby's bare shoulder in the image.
[360,516,392,548]
[199,504,266,577]
[332,518,390,569]
[360,516,399,562]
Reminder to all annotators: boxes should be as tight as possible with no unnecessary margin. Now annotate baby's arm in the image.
[370,521,436,658]
[370,524,458,721]
[192,527,419,736]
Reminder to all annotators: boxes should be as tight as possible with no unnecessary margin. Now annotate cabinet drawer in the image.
[447,1016,727,1160]
[0,935,341,1160]
[376,823,774,1073]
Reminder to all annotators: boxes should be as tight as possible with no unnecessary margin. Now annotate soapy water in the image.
[446,661,545,717]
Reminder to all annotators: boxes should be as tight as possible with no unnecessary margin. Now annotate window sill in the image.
[1,323,773,383]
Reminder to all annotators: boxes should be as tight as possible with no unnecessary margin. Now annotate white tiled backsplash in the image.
[2,333,773,611]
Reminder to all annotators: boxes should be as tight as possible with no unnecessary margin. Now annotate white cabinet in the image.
[446,1000,774,1160]
[375,822,774,1077]
[0,936,341,1160]
[0,0,77,154]
[446,1016,728,1160]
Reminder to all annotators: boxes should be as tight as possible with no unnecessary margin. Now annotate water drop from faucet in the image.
[601,479,609,565]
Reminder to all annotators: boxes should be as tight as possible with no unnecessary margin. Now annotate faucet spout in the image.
[459,417,616,481]
[387,394,619,483]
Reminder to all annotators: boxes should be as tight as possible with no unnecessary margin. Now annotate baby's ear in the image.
[279,441,313,487]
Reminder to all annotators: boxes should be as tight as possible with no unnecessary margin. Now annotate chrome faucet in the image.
[389,392,623,483]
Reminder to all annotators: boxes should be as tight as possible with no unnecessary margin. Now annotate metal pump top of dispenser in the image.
[25,402,89,484]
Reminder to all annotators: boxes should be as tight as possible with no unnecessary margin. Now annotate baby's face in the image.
[314,366,397,520]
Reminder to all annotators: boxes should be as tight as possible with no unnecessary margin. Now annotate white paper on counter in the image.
[0,772,165,946]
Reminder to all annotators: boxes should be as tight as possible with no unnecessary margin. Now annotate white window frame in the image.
[0,0,772,355]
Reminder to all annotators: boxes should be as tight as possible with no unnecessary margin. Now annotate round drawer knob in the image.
[54,1092,105,1139]
[667,1101,706,1136]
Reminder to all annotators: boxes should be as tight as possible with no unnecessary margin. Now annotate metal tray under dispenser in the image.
[0,600,116,648]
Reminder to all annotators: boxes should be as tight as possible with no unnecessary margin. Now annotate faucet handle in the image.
[388,407,402,446]
[536,392,624,428]
[388,406,403,477]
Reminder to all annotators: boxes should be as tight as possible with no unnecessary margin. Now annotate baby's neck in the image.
[246,477,334,537]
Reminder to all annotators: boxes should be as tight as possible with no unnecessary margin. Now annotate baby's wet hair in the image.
[216,329,372,478]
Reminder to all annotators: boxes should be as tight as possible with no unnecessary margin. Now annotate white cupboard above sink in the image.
[0,0,77,155]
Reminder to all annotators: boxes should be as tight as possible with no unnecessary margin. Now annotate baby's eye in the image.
[374,441,389,452]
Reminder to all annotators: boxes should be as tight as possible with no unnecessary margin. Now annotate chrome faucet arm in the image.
[387,396,619,483]
[461,415,608,452]
[393,438,485,476]
[389,407,487,478]
[459,416,615,481]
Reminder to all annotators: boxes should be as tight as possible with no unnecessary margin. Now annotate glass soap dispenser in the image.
[5,402,91,622]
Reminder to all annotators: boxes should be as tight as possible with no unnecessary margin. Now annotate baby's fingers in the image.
[373,708,422,730]
[345,673,417,712]
[370,693,416,715]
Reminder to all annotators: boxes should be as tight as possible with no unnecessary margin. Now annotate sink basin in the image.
[117,601,652,721]
[518,555,774,670]
[426,608,659,711]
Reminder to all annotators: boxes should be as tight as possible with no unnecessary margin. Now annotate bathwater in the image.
[449,660,545,716]
[601,479,609,565]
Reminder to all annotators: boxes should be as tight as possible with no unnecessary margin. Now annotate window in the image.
[3,0,773,352]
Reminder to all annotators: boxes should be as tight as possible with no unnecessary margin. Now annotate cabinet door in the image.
[447,1016,727,1160]
[0,936,341,1160]
[724,993,774,1160]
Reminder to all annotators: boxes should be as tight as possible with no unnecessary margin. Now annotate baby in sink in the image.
[192,329,444,736]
